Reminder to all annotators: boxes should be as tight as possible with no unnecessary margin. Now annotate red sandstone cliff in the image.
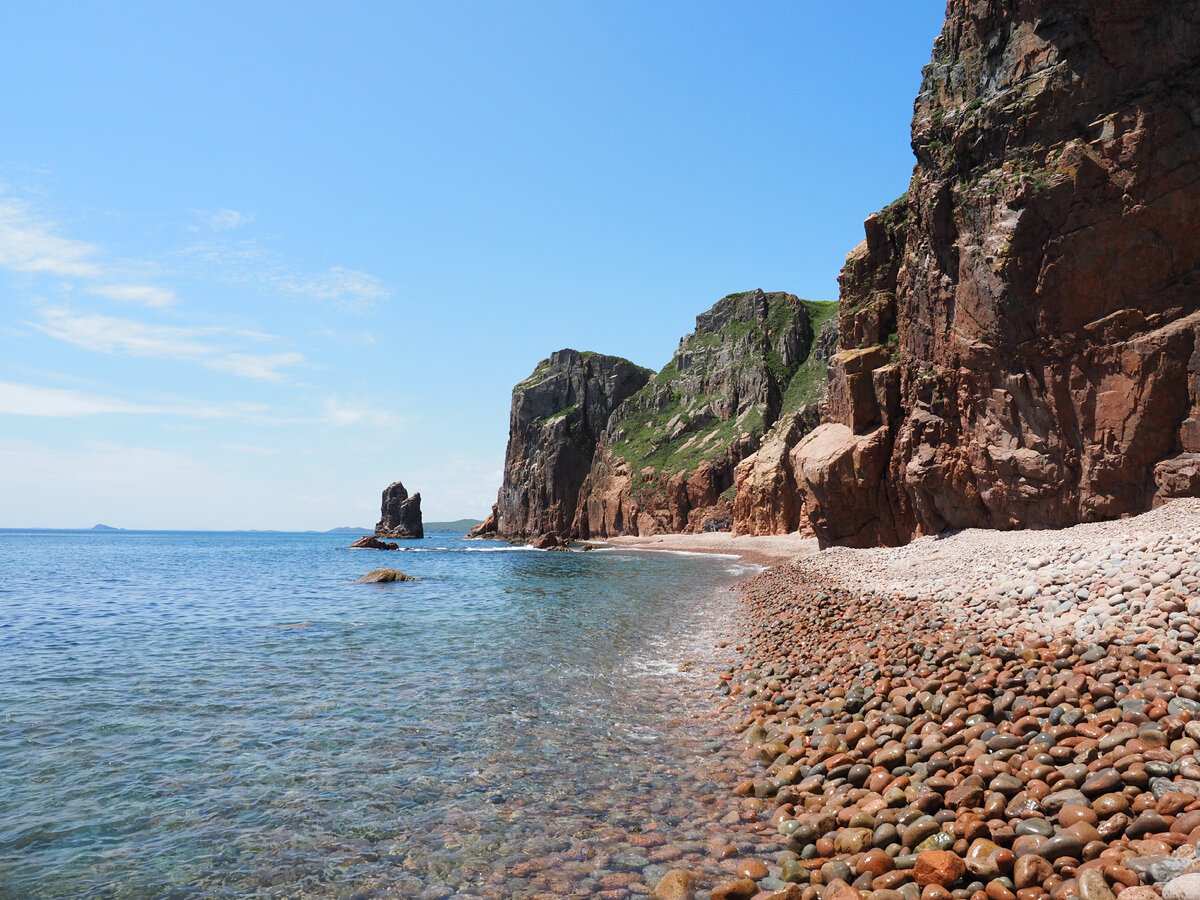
[477,3,1200,547]
[783,0,1200,545]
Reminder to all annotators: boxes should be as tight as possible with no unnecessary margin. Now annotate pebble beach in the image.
[624,499,1200,900]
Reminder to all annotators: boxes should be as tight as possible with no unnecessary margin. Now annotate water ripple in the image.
[0,531,740,898]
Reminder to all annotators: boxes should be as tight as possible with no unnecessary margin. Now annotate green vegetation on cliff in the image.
[608,290,829,478]
[778,300,837,416]
[516,352,651,392]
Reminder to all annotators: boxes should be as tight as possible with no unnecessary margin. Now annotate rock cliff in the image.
[476,4,1200,547]
[574,291,834,537]
[375,480,423,539]
[474,292,834,540]
[470,350,653,539]
[787,0,1200,545]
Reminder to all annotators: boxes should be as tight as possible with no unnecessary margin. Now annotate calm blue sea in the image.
[0,530,752,899]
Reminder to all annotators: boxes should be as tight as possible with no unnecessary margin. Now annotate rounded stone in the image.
[1163,875,1200,900]
[652,869,699,900]
[1075,870,1115,900]
[914,851,967,888]
[736,859,769,880]
[1013,855,1053,890]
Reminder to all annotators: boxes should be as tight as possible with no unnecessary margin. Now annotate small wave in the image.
[725,563,766,576]
[389,545,537,553]
[616,548,741,560]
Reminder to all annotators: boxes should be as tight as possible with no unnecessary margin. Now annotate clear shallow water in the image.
[0,531,749,899]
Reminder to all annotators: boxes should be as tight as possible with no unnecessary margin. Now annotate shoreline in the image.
[604,532,819,568]
[636,498,1200,900]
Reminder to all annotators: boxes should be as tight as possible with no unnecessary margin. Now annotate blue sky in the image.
[0,1,946,529]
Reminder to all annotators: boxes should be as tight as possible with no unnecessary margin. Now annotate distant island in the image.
[330,519,482,535]
[90,524,124,531]
[424,519,483,533]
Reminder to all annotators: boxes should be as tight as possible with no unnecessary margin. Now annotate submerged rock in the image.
[356,568,418,583]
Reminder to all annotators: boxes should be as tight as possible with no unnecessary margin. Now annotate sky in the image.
[0,1,947,530]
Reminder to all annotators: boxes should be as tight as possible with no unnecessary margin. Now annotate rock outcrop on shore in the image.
[474,292,836,541]
[348,535,399,550]
[375,480,423,539]
[578,291,835,538]
[469,349,653,540]
[784,1,1200,546]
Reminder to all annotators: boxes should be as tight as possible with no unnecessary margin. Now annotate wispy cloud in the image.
[1,191,389,316]
[87,283,178,308]
[0,380,268,419]
[0,196,177,309]
[191,207,254,230]
[178,240,391,312]
[205,352,306,382]
[29,307,306,383]
[322,396,406,428]
[0,198,100,277]
[274,267,390,312]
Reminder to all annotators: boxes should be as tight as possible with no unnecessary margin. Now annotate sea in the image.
[0,529,759,899]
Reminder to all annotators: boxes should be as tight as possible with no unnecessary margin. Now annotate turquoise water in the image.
[0,530,751,899]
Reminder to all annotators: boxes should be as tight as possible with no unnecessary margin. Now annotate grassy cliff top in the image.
[515,350,652,392]
[608,292,833,477]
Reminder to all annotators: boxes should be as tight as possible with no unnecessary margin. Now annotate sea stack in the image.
[374,480,423,539]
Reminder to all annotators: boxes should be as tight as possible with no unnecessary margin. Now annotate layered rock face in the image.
[729,316,838,536]
[474,292,834,540]
[575,291,834,537]
[471,350,652,539]
[375,481,423,539]
[791,1,1200,545]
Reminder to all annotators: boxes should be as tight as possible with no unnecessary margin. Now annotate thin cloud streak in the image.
[0,380,268,419]
[29,307,307,382]
[321,396,406,428]
[205,352,306,383]
[274,266,390,312]
[178,240,391,312]
[87,283,178,308]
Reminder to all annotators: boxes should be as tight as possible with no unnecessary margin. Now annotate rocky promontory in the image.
[469,349,653,540]
[578,290,835,538]
[474,292,836,541]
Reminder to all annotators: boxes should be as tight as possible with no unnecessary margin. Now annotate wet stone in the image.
[1014,820,1053,838]
[1076,869,1116,900]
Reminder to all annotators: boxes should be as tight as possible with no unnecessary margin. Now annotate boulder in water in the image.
[349,535,399,550]
[356,568,419,583]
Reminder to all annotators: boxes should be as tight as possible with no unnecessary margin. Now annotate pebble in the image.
[1163,874,1200,900]
[466,501,1200,900]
